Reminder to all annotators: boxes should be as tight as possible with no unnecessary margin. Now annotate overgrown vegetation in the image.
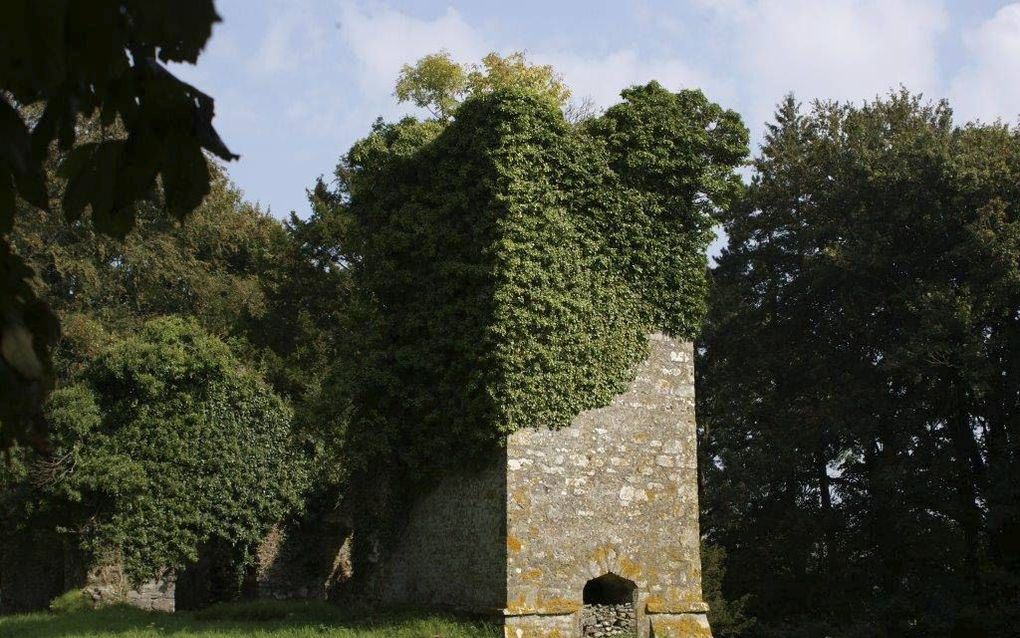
[1,117,343,594]
[55,317,302,581]
[321,79,745,482]
[306,68,746,578]
[3,30,1017,638]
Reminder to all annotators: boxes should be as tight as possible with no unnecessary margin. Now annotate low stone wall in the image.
[647,612,713,638]
[255,517,353,601]
[83,564,175,613]
[581,603,637,636]
[365,461,507,612]
[503,612,578,638]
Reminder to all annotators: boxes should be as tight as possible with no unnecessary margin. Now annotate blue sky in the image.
[171,1,1020,221]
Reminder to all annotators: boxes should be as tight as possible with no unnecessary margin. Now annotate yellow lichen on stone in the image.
[618,556,642,580]
[503,626,565,638]
[521,568,542,582]
[507,535,523,552]
[648,614,713,638]
[511,488,531,509]
[505,595,580,615]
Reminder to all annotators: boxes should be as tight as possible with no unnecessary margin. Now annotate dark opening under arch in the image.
[583,572,637,605]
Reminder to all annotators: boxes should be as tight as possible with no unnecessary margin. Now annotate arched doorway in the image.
[581,573,637,636]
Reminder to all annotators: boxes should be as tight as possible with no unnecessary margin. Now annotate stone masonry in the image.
[82,564,175,613]
[580,603,637,637]
[370,334,712,638]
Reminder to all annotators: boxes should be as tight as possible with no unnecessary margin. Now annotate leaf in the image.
[162,141,210,219]
[0,242,56,450]
[59,142,99,223]
[0,171,13,233]
[0,94,48,210]
[1,321,44,380]
[138,60,238,162]
[60,141,131,236]
[24,0,68,94]
[115,131,160,209]
[125,0,219,65]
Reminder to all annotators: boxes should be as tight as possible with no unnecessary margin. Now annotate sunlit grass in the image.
[0,600,501,638]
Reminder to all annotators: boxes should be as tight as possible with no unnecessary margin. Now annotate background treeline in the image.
[0,114,351,604]
[699,92,1020,637]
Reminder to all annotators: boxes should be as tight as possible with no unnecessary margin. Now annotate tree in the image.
[1,0,235,449]
[395,51,570,121]
[6,317,306,584]
[699,92,1020,637]
[701,542,755,637]
[393,51,467,120]
[2,120,345,604]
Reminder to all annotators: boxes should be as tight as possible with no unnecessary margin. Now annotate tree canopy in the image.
[394,51,571,120]
[699,91,1020,637]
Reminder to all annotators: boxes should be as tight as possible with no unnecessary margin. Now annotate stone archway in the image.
[581,573,637,636]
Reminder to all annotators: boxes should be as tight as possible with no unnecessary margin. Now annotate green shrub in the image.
[35,317,308,584]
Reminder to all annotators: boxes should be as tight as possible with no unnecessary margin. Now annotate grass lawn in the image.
[0,600,502,638]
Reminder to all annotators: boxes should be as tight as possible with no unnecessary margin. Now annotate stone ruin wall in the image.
[364,461,508,612]
[503,334,710,638]
[254,515,353,602]
[580,603,637,636]
[0,529,173,614]
[82,564,175,613]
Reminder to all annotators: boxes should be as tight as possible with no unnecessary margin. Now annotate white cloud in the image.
[335,3,729,117]
[535,49,730,110]
[338,3,489,93]
[948,3,1020,125]
[249,1,329,76]
[705,0,949,131]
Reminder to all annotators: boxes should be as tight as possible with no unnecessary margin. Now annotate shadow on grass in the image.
[0,601,502,638]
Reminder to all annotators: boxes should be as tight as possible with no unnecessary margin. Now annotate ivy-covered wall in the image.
[328,83,746,586]
[337,83,747,481]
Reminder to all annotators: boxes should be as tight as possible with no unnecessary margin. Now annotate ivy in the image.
[330,83,747,478]
[24,317,307,583]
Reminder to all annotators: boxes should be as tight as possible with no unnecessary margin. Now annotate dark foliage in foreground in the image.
[1,0,235,449]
